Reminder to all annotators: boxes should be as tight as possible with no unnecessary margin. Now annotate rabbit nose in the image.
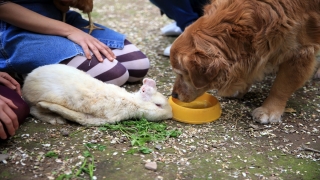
[171,92,178,99]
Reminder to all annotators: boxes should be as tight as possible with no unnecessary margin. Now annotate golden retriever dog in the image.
[170,0,320,124]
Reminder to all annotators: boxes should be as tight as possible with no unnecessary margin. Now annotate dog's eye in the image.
[178,74,185,80]
[175,73,183,78]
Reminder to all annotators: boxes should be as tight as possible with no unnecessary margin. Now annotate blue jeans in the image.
[149,0,210,30]
[0,0,126,74]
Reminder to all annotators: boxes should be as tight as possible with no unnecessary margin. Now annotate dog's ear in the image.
[203,3,216,15]
[203,0,234,16]
[184,28,229,89]
[185,51,226,89]
[203,0,221,15]
[306,12,320,44]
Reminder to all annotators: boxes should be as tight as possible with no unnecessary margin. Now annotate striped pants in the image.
[61,39,150,86]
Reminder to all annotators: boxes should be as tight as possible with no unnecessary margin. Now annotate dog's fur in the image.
[22,64,172,126]
[170,0,320,124]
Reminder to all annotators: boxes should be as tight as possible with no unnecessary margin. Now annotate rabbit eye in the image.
[155,103,162,108]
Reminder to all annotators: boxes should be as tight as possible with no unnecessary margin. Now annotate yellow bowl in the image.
[168,93,222,124]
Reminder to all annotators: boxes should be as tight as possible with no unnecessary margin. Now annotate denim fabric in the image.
[0,0,126,74]
[149,0,210,30]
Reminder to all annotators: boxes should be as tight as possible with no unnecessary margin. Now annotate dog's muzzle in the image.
[171,92,178,99]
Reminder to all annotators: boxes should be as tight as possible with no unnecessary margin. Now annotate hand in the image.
[0,72,21,96]
[0,72,20,139]
[0,95,19,139]
[67,29,116,62]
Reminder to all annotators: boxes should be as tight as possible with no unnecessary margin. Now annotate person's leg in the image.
[0,84,30,138]
[61,55,129,86]
[150,0,210,56]
[149,0,199,30]
[63,12,149,85]
[112,40,150,83]
[190,0,211,17]
[61,40,149,86]
[160,21,182,36]
[3,10,146,85]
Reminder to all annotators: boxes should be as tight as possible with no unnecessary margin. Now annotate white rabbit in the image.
[22,64,173,126]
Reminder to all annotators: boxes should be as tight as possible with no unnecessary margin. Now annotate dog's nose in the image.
[171,92,178,99]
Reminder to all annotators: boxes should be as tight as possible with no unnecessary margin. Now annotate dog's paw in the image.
[252,107,282,124]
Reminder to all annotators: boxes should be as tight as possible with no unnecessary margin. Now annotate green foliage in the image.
[55,118,181,179]
[56,174,74,180]
[139,146,153,154]
[56,147,95,180]
[83,150,92,157]
[45,151,59,158]
[100,118,181,154]
[85,143,106,151]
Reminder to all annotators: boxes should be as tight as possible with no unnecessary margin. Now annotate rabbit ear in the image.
[139,85,152,101]
[143,78,156,88]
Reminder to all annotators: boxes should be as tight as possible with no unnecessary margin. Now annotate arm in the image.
[0,2,115,61]
[0,1,77,37]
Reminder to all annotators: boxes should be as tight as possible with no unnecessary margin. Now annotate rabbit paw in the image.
[47,117,67,125]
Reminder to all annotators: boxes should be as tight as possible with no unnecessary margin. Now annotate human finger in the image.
[0,74,21,95]
[89,39,115,62]
[0,95,18,109]
[79,42,92,60]
[0,72,17,90]
[0,108,16,137]
[15,85,22,96]
[0,97,19,131]
[0,122,7,139]
[9,80,21,96]
[97,43,116,62]
[88,42,104,62]
[5,106,19,130]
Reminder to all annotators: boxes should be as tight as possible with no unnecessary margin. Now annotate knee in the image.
[95,60,129,86]
[108,69,129,86]
[126,56,150,83]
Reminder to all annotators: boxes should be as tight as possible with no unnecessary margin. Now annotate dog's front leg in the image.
[252,56,316,124]
[314,52,320,78]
